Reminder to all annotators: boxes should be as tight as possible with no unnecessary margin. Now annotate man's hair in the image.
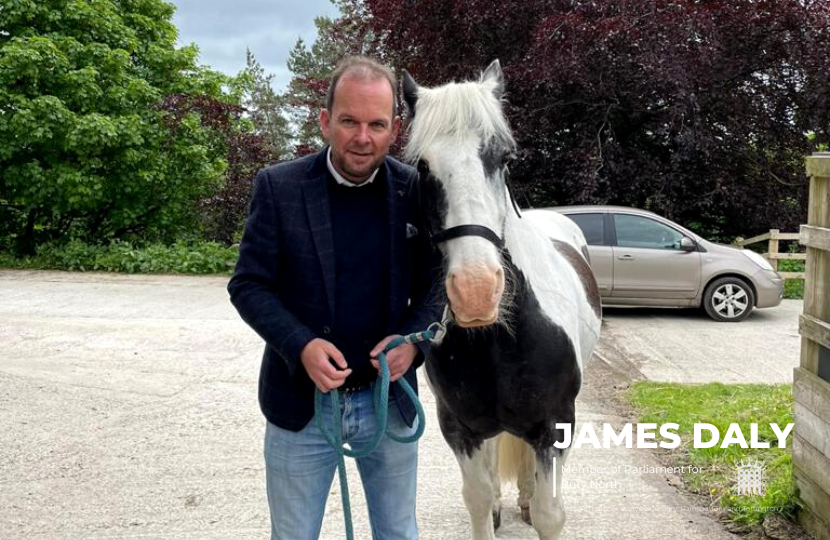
[325,56,398,117]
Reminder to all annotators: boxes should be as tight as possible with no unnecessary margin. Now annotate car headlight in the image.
[741,250,774,271]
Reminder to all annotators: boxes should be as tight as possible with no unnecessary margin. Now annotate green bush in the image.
[778,259,805,300]
[0,240,237,274]
[783,279,804,300]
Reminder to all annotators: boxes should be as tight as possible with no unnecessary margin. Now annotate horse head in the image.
[403,60,517,328]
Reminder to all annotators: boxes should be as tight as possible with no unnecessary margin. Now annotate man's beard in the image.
[337,151,383,182]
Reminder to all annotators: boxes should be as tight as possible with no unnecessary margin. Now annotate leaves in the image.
[359,0,830,240]
[232,49,293,160]
[0,0,233,254]
[0,238,238,274]
[283,1,379,151]
[158,93,277,245]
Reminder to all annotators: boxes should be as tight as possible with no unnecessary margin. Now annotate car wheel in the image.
[703,277,755,322]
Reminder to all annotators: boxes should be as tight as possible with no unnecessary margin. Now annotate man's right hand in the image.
[300,338,351,392]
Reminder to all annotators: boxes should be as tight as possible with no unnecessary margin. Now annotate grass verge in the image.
[627,382,800,526]
[0,239,237,274]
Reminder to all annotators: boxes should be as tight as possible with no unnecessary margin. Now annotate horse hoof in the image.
[521,505,532,525]
[493,508,501,530]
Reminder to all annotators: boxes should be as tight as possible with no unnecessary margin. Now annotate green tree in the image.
[361,0,830,239]
[284,0,377,154]
[235,49,293,160]
[0,0,230,254]
[158,93,277,245]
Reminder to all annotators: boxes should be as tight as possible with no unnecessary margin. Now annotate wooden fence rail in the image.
[733,229,805,279]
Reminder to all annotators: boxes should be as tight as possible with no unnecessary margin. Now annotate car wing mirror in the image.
[680,237,696,251]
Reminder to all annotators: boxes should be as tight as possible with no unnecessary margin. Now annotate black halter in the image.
[431,224,505,249]
[417,159,504,249]
[417,159,519,251]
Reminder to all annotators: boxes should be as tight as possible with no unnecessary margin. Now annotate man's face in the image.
[320,76,401,184]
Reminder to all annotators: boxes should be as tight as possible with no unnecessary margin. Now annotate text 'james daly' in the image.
[553,423,794,449]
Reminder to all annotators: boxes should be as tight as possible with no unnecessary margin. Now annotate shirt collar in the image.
[327,148,379,187]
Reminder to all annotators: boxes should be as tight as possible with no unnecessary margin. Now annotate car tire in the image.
[703,277,755,322]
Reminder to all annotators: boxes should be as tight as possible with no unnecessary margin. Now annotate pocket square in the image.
[406,223,419,239]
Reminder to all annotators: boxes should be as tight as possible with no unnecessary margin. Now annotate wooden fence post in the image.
[768,229,780,271]
[794,152,830,540]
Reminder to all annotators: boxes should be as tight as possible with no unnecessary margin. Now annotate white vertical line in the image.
[553,456,557,497]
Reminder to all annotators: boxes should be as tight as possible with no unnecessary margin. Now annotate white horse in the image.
[403,61,602,540]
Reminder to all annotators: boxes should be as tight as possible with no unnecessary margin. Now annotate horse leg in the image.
[489,437,502,529]
[496,432,534,523]
[455,440,499,540]
[517,440,536,525]
[435,402,498,539]
[528,447,568,540]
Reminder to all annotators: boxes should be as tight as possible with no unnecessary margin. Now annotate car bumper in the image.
[754,269,784,308]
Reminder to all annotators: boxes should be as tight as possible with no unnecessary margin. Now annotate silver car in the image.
[546,205,784,322]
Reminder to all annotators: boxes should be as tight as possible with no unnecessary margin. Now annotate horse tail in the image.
[497,433,534,481]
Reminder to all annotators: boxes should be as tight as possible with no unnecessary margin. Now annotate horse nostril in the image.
[447,273,462,296]
[448,272,472,300]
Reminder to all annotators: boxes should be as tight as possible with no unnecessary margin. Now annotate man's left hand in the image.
[370,335,418,382]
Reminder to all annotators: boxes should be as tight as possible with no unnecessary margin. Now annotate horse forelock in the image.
[404,80,513,267]
[404,80,516,164]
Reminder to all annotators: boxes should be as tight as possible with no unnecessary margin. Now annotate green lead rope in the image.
[314,322,444,540]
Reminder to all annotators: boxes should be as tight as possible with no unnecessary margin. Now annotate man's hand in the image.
[370,335,418,382]
[300,338,351,392]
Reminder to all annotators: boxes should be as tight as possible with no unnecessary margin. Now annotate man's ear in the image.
[319,108,331,141]
[391,115,402,143]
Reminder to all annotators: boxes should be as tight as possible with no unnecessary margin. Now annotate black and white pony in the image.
[402,61,602,540]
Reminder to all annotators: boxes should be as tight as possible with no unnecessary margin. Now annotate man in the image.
[228,56,441,540]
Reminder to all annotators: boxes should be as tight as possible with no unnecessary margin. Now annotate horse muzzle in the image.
[445,266,504,328]
[451,310,499,328]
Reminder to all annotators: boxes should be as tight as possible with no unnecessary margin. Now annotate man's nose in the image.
[354,124,371,144]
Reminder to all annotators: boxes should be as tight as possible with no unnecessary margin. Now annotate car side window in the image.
[567,213,605,246]
[614,214,684,250]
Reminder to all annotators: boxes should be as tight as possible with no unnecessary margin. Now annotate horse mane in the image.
[403,76,516,163]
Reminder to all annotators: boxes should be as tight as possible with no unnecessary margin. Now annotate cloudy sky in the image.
[168,0,341,91]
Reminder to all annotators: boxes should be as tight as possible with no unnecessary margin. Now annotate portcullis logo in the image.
[734,459,766,496]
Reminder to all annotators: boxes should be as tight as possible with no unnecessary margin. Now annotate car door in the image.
[610,213,701,299]
[564,212,613,297]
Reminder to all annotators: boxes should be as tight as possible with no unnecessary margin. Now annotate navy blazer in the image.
[228,149,442,431]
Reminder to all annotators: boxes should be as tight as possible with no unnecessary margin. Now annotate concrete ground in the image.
[0,270,802,539]
[596,301,802,384]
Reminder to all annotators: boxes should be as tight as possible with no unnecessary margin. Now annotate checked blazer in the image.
[228,149,442,431]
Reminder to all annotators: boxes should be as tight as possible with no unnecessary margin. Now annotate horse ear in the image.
[401,70,419,117]
[481,59,504,99]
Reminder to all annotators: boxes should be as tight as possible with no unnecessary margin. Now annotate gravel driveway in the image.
[0,270,801,539]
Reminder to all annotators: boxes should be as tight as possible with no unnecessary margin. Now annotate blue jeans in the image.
[264,387,419,540]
